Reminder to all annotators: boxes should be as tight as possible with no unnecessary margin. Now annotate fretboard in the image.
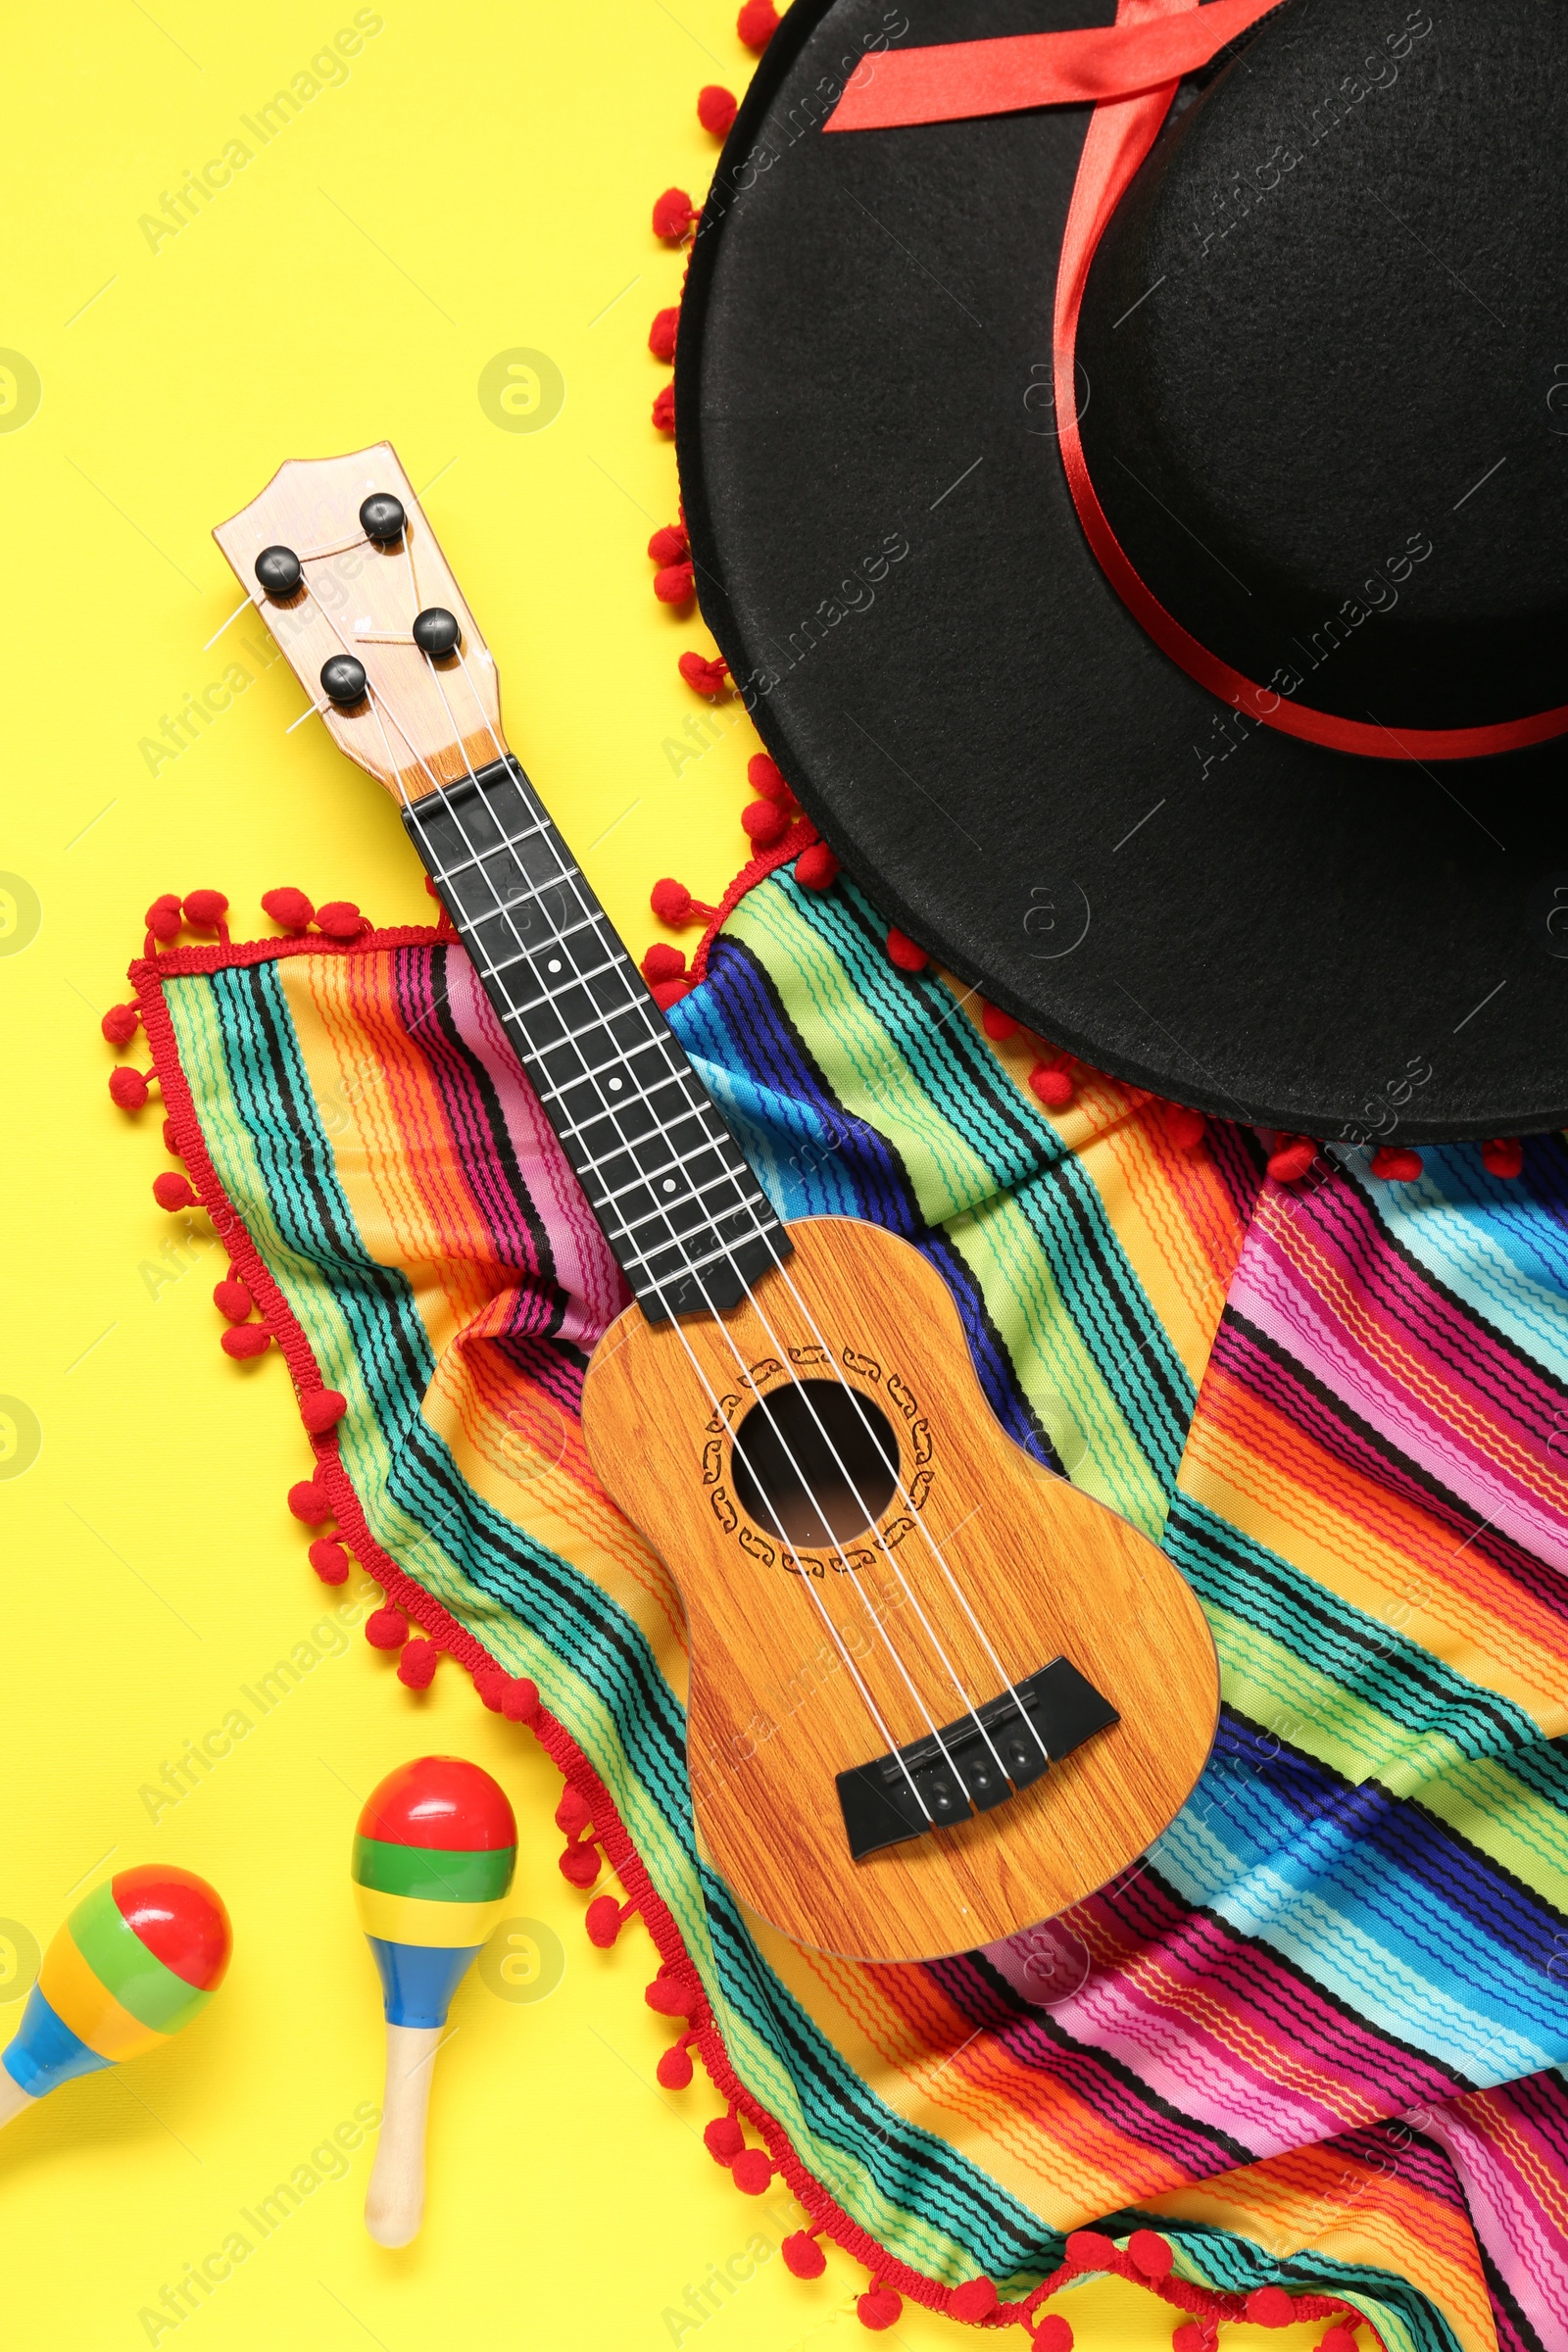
[404,755,791,1321]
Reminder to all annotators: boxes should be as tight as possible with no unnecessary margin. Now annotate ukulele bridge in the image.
[835,1658,1118,1862]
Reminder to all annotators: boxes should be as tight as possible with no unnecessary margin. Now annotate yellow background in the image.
[0,5,1325,2346]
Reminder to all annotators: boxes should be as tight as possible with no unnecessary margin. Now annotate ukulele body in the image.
[582,1215,1217,1963]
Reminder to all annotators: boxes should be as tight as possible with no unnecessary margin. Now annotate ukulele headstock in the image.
[213,443,504,802]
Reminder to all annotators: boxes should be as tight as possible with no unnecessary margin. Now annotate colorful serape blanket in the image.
[127,868,1568,2352]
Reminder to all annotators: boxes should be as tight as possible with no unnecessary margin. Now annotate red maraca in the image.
[352,1757,516,2244]
[0,1867,230,2129]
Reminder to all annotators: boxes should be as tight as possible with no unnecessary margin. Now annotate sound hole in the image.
[730,1380,900,1546]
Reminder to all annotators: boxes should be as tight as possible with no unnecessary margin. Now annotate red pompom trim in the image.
[698,83,738,135]
[950,2278,998,2321]
[1029,1063,1075,1110]
[1245,2286,1297,2328]
[1370,1144,1423,1183]
[1126,2229,1173,2279]
[182,889,228,930]
[220,1324,271,1359]
[794,842,839,891]
[309,1539,350,1586]
[500,1674,540,1723]
[648,306,680,364]
[213,1278,253,1323]
[1266,1136,1317,1184]
[657,2041,695,2088]
[747,752,789,803]
[642,942,688,984]
[704,2114,745,2165]
[856,2285,903,2330]
[261,887,314,931]
[109,1066,151,1110]
[652,186,696,242]
[1032,2318,1074,2352]
[886,926,928,974]
[981,1002,1019,1041]
[300,1389,348,1433]
[365,1607,408,1650]
[315,900,367,941]
[652,382,677,433]
[654,560,696,605]
[647,522,690,565]
[782,2231,826,2279]
[145,893,184,942]
[397,1639,440,1689]
[1482,1136,1524,1178]
[741,800,790,848]
[1167,1103,1206,1153]
[101,1002,141,1045]
[731,2146,773,2194]
[153,1171,198,1211]
[737,0,780,48]
[679,650,728,695]
[287,1480,332,1524]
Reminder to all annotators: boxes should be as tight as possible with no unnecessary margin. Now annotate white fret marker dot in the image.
[547,958,563,973]
[662,1178,677,1193]
[608,1077,623,1091]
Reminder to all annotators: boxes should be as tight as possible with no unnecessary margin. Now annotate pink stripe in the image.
[1231,1219,1568,1574]
[447,956,629,1348]
[1420,2102,1568,2343]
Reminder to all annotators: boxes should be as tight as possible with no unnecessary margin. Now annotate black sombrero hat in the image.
[676,0,1568,1145]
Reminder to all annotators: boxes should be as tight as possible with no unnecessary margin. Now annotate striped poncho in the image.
[129,865,1568,2352]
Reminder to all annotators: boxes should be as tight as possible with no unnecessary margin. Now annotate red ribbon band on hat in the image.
[828,0,1568,761]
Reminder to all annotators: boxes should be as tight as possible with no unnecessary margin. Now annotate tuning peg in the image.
[413,608,461,658]
[360,494,406,545]
[255,545,303,597]
[320,655,368,707]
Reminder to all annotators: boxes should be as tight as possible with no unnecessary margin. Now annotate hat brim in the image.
[676,0,1568,1144]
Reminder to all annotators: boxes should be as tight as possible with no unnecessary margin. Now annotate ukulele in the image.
[215,447,1219,1965]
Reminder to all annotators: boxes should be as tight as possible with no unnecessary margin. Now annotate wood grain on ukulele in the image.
[215,446,1220,1966]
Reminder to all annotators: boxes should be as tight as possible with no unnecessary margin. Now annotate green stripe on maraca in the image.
[352,1835,514,1905]
[66,1881,215,2035]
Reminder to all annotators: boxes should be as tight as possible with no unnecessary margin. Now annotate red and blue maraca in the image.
[0,1866,231,2129]
[353,1756,515,2244]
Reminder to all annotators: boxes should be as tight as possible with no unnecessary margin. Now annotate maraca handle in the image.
[0,2066,37,2132]
[365,2024,443,2247]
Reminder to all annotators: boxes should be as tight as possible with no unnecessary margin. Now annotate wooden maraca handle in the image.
[365,2024,444,2247]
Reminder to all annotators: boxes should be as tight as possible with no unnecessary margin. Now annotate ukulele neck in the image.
[405,752,791,1322]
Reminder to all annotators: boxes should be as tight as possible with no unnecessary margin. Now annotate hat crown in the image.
[1077,0,1568,734]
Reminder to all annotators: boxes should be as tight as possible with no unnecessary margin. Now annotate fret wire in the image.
[618,1221,779,1287]
[419,827,563,887]
[464,944,632,1016]
[594,1152,762,1222]
[609,1174,765,1248]
[538,1060,708,1132]
[469,906,605,968]
[523,1008,677,1075]
[411,754,782,1299]
[417,819,554,877]
[568,1124,760,1199]
[547,1085,736,1174]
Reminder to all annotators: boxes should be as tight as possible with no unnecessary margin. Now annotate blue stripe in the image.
[3,1986,112,2098]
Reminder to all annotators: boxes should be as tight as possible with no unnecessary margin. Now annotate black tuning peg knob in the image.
[359,493,406,545]
[412,607,461,657]
[319,655,368,708]
[255,545,302,597]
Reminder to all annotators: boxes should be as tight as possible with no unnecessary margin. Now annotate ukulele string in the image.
[407,597,1021,1791]
[393,607,977,1802]
[280,538,943,1812]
